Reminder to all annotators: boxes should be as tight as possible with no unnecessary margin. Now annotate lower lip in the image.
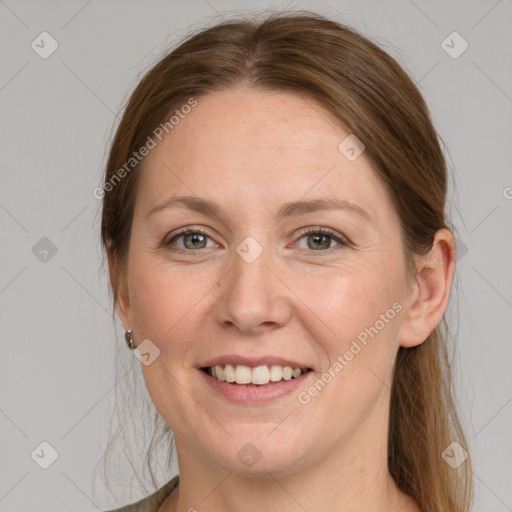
[198,369,313,404]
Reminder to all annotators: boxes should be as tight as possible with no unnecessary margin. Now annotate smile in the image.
[199,363,314,404]
[202,364,310,386]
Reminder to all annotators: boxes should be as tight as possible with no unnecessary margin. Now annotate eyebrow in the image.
[146,195,372,223]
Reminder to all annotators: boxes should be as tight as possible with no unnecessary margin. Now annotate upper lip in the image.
[199,355,312,369]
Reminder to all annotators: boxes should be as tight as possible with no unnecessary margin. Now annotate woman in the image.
[99,10,473,512]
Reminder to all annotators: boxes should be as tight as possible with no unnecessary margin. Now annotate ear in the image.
[107,248,132,330]
[398,228,456,348]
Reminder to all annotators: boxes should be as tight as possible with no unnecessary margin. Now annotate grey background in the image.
[1,0,511,510]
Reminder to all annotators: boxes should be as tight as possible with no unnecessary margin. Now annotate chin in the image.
[204,428,310,476]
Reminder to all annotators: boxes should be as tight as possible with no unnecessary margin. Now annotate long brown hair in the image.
[97,11,473,511]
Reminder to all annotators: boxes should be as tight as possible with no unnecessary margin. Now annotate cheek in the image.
[126,260,212,425]
[295,271,403,440]
[305,262,403,343]
[128,257,190,343]
[127,253,223,364]
[298,258,404,394]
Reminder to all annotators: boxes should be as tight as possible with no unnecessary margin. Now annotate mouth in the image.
[201,364,313,386]
[197,355,315,404]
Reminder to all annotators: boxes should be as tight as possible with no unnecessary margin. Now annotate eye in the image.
[164,228,217,251]
[294,227,348,252]
[163,226,348,253]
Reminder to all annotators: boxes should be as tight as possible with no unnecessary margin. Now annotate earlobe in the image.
[398,229,456,348]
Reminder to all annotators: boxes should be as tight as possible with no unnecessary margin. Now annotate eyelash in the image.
[163,226,348,254]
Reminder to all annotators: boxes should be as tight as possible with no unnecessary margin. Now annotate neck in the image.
[160,399,420,512]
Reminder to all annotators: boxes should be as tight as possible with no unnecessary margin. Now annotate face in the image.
[117,88,413,476]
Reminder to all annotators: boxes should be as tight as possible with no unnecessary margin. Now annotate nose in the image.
[214,243,292,334]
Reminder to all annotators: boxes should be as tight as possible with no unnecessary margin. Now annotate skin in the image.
[111,88,456,512]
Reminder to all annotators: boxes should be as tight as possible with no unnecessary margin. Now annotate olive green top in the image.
[105,475,179,512]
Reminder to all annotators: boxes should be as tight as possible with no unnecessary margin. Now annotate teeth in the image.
[215,365,225,381]
[251,365,270,385]
[235,365,252,384]
[282,366,293,380]
[207,364,307,385]
[224,364,235,383]
[269,365,283,382]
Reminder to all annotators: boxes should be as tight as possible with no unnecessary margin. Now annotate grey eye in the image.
[295,230,344,251]
[305,233,334,250]
[182,232,208,249]
[166,229,215,250]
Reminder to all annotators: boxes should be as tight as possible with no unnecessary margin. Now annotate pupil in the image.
[309,234,330,250]
[186,233,206,249]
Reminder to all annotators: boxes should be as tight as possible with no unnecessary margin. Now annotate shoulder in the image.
[104,475,179,512]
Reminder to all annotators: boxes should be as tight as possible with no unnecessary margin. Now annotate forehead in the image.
[166,88,345,170]
[136,88,391,221]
